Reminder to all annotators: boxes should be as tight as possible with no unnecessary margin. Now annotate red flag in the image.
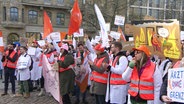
[118,27,127,42]
[43,11,53,39]
[68,0,82,36]
[0,31,4,52]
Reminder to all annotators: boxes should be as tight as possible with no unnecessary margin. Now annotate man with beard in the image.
[88,44,109,104]
[1,43,19,96]
[103,41,129,104]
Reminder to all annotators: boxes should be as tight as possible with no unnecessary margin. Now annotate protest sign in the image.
[110,31,121,40]
[122,41,135,51]
[73,28,84,37]
[37,40,46,47]
[114,15,125,26]
[132,19,181,59]
[27,47,36,55]
[47,32,61,43]
[168,67,184,103]
[181,31,184,40]
[106,23,111,32]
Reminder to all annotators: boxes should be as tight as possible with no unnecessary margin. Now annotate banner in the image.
[132,19,181,59]
[94,4,109,47]
[168,67,184,103]
[42,55,61,103]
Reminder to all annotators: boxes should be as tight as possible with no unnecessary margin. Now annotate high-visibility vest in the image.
[90,57,108,84]
[3,50,18,69]
[58,56,74,73]
[110,56,127,85]
[128,62,155,100]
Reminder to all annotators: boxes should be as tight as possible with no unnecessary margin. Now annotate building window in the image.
[10,7,18,22]
[149,9,152,15]
[156,10,159,19]
[7,33,19,45]
[44,0,51,3]
[22,9,24,22]
[28,10,38,24]
[149,0,152,7]
[56,13,65,25]
[3,7,6,21]
[155,0,160,7]
[57,0,64,4]
[70,0,74,4]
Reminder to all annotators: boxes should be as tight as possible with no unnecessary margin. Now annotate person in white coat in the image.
[30,41,42,89]
[122,45,163,104]
[103,42,129,104]
[16,46,31,98]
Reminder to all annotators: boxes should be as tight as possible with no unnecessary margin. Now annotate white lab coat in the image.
[30,47,42,80]
[16,53,31,81]
[122,64,163,104]
[105,56,129,104]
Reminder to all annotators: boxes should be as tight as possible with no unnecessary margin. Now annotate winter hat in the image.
[61,44,68,51]
[94,44,104,52]
[133,45,151,57]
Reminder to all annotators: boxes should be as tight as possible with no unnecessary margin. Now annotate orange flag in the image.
[118,27,127,42]
[68,0,82,36]
[43,11,53,39]
[0,31,4,52]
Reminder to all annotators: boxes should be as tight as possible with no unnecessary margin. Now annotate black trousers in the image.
[95,94,106,104]
[4,67,15,94]
[62,94,71,104]
[40,76,44,88]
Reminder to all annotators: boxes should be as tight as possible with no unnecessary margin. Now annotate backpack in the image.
[24,54,33,71]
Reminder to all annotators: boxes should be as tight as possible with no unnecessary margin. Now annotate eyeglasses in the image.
[135,51,142,55]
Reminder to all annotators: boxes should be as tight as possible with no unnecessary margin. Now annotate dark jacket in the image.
[58,53,75,96]
[160,74,184,104]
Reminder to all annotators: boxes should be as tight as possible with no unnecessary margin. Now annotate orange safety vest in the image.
[58,56,74,73]
[110,56,127,85]
[90,57,108,84]
[3,50,18,69]
[128,62,155,100]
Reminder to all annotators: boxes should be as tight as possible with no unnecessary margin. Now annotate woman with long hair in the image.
[122,45,163,104]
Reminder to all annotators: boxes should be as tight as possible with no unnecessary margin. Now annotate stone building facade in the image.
[0,0,76,45]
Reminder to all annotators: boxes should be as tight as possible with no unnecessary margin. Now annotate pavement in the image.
[0,79,95,104]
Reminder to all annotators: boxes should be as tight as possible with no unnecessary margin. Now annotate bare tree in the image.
[81,0,136,32]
